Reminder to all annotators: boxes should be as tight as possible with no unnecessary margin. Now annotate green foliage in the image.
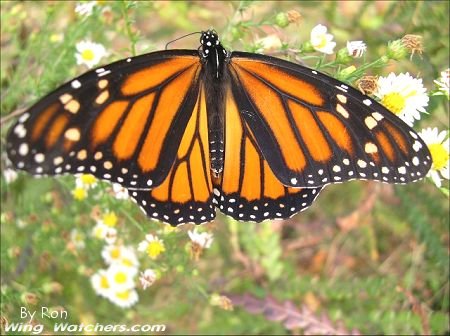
[1,1,448,335]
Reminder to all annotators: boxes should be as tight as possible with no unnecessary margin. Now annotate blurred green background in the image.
[1,1,448,335]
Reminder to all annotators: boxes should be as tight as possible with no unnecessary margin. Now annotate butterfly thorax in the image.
[200,30,228,176]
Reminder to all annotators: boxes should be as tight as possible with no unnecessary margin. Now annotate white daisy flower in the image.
[92,222,117,243]
[75,40,108,68]
[118,247,140,270]
[139,269,157,290]
[101,245,139,272]
[138,234,165,259]
[75,1,96,17]
[111,183,129,200]
[433,68,450,98]
[418,128,450,188]
[104,229,117,245]
[3,168,18,184]
[374,72,429,126]
[106,264,136,292]
[108,289,139,308]
[91,269,111,298]
[255,35,282,53]
[70,229,85,249]
[346,40,367,58]
[310,24,336,54]
[188,228,214,249]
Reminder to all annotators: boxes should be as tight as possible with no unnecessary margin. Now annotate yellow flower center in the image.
[81,49,95,61]
[100,275,109,289]
[381,92,406,115]
[428,143,449,171]
[121,258,134,267]
[80,174,96,185]
[93,226,105,239]
[146,241,165,259]
[72,187,87,200]
[114,272,127,284]
[116,290,130,300]
[103,212,117,227]
[110,247,121,259]
[316,35,327,49]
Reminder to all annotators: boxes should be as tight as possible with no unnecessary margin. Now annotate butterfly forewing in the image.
[228,53,432,188]
[6,50,202,190]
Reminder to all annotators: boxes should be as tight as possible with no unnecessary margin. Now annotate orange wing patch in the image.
[289,100,332,162]
[317,111,354,155]
[113,93,155,160]
[92,100,129,148]
[138,65,199,172]
[383,120,408,155]
[31,103,58,141]
[232,58,325,106]
[375,130,396,163]
[46,114,69,148]
[121,57,198,95]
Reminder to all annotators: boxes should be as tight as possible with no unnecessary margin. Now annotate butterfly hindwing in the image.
[6,50,202,190]
[129,86,216,225]
[228,52,432,188]
[214,88,322,222]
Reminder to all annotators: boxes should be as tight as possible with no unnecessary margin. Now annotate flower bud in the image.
[386,39,409,60]
[275,12,289,28]
[335,47,353,64]
[336,66,357,81]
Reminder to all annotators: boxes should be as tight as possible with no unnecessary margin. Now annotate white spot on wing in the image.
[372,112,384,121]
[98,70,111,77]
[35,153,45,163]
[413,141,422,152]
[18,143,29,156]
[357,159,367,168]
[364,142,378,154]
[336,103,350,118]
[71,80,81,89]
[14,124,27,138]
[364,116,377,130]
[336,94,347,104]
[19,113,30,123]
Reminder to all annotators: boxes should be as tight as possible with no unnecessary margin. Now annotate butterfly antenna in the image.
[165,31,202,50]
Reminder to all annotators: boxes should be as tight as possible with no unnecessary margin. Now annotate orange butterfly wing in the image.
[130,86,215,225]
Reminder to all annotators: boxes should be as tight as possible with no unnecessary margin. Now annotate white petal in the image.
[430,170,442,188]
[440,166,450,179]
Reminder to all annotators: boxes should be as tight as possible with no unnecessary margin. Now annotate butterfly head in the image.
[200,30,228,78]
[200,30,226,57]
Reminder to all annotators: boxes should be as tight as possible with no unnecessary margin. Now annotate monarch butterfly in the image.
[6,30,431,226]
